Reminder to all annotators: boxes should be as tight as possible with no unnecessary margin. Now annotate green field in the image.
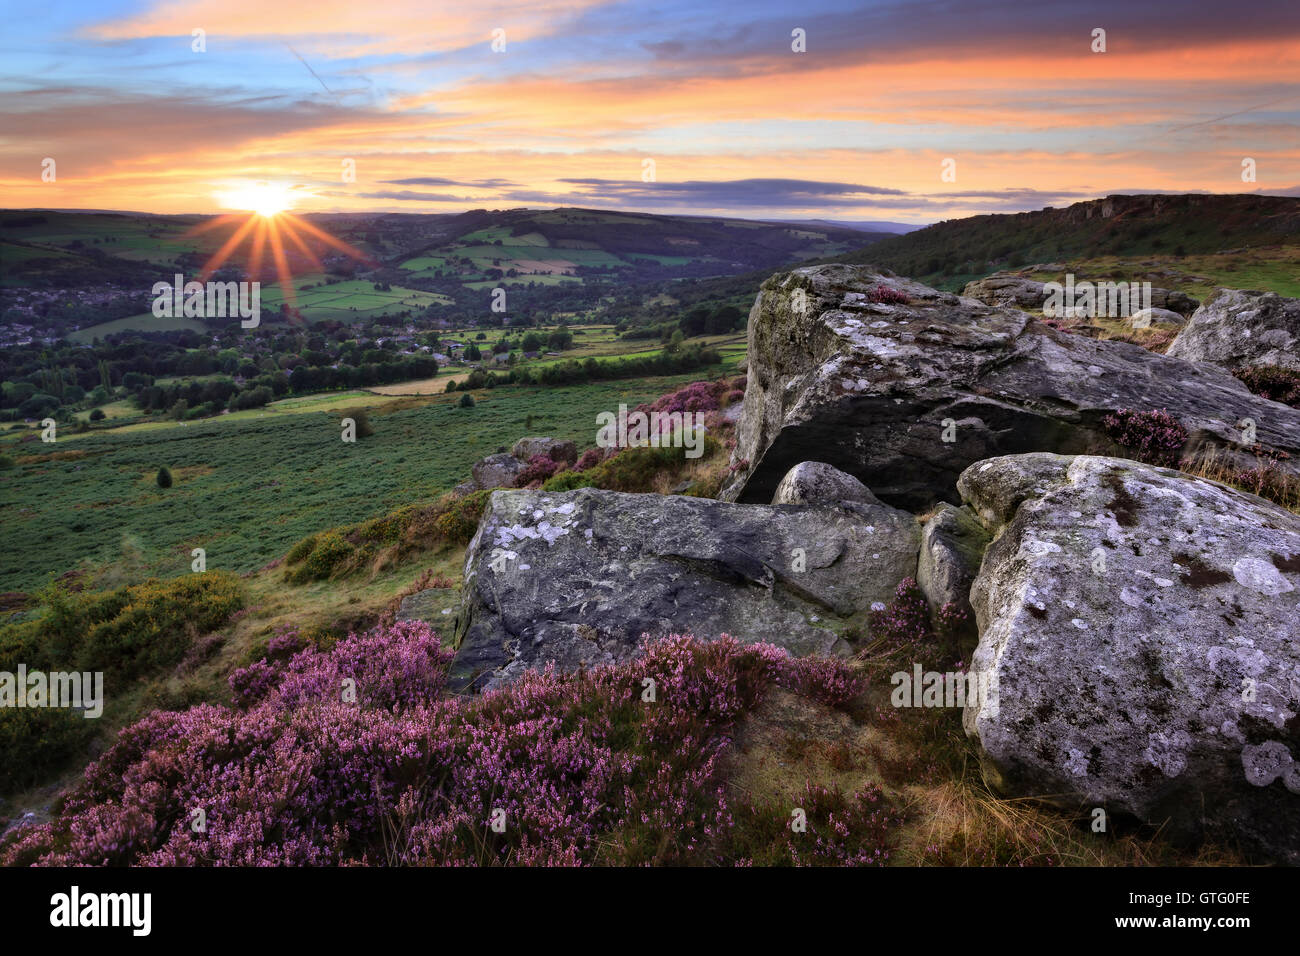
[68,313,208,342]
[0,373,724,592]
[68,279,454,340]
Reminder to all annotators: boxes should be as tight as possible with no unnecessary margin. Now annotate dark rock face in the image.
[917,503,988,655]
[1167,288,1300,371]
[958,453,1300,864]
[450,487,920,692]
[721,264,1300,511]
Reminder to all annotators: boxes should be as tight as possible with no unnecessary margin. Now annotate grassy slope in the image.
[0,372,726,593]
[834,193,1300,290]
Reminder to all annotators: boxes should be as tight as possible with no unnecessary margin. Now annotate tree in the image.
[89,408,106,422]
[341,408,374,437]
[156,466,173,489]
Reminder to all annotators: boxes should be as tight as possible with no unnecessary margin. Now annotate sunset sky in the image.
[2,0,1297,223]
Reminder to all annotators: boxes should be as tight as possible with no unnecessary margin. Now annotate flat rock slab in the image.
[450,487,919,692]
[722,264,1300,510]
[958,453,1300,863]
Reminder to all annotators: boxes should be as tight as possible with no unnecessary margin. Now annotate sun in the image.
[216,181,295,218]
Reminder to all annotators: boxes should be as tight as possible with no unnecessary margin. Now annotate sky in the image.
[1,0,1297,223]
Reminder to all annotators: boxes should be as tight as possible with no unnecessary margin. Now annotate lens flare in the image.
[216,181,295,218]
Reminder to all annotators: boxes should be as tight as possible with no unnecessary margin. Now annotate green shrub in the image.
[76,573,245,678]
[459,393,476,408]
[285,534,318,565]
[0,708,96,794]
[431,489,492,545]
[541,470,596,492]
[156,466,172,488]
[558,438,722,494]
[285,531,355,584]
[341,408,375,438]
[0,573,245,793]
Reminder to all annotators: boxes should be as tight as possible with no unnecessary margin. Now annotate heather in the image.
[540,377,742,496]
[1100,408,1188,467]
[866,284,912,305]
[1,623,883,867]
[1234,364,1300,407]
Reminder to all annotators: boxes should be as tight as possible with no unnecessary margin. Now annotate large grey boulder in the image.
[771,461,881,507]
[1167,289,1300,371]
[721,264,1300,510]
[1148,287,1200,316]
[963,273,1198,316]
[962,275,1047,309]
[512,436,578,464]
[958,453,1300,863]
[450,487,920,692]
[470,453,526,490]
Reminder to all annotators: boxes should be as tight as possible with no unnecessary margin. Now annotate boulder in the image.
[470,452,526,490]
[1128,307,1187,328]
[961,275,1048,309]
[721,264,1300,511]
[450,487,920,692]
[771,461,881,507]
[1148,287,1200,316]
[1166,289,1300,371]
[958,453,1300,863]
[917,503,988,654]
[963,273,1198,316]
[512,436,578,464]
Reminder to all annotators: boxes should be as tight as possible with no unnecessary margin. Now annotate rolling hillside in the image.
[836,193,1300,289]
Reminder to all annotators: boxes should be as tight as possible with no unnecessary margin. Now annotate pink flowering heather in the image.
[866,285,911,305]
[1101,408,1189,468]
[513,453,568,487]
[0,624,871,867]
[572,446,610,472]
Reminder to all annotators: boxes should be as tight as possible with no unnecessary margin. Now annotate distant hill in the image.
[834,194,1300,286]
[773,218,922,234]
[0,206,890,335]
